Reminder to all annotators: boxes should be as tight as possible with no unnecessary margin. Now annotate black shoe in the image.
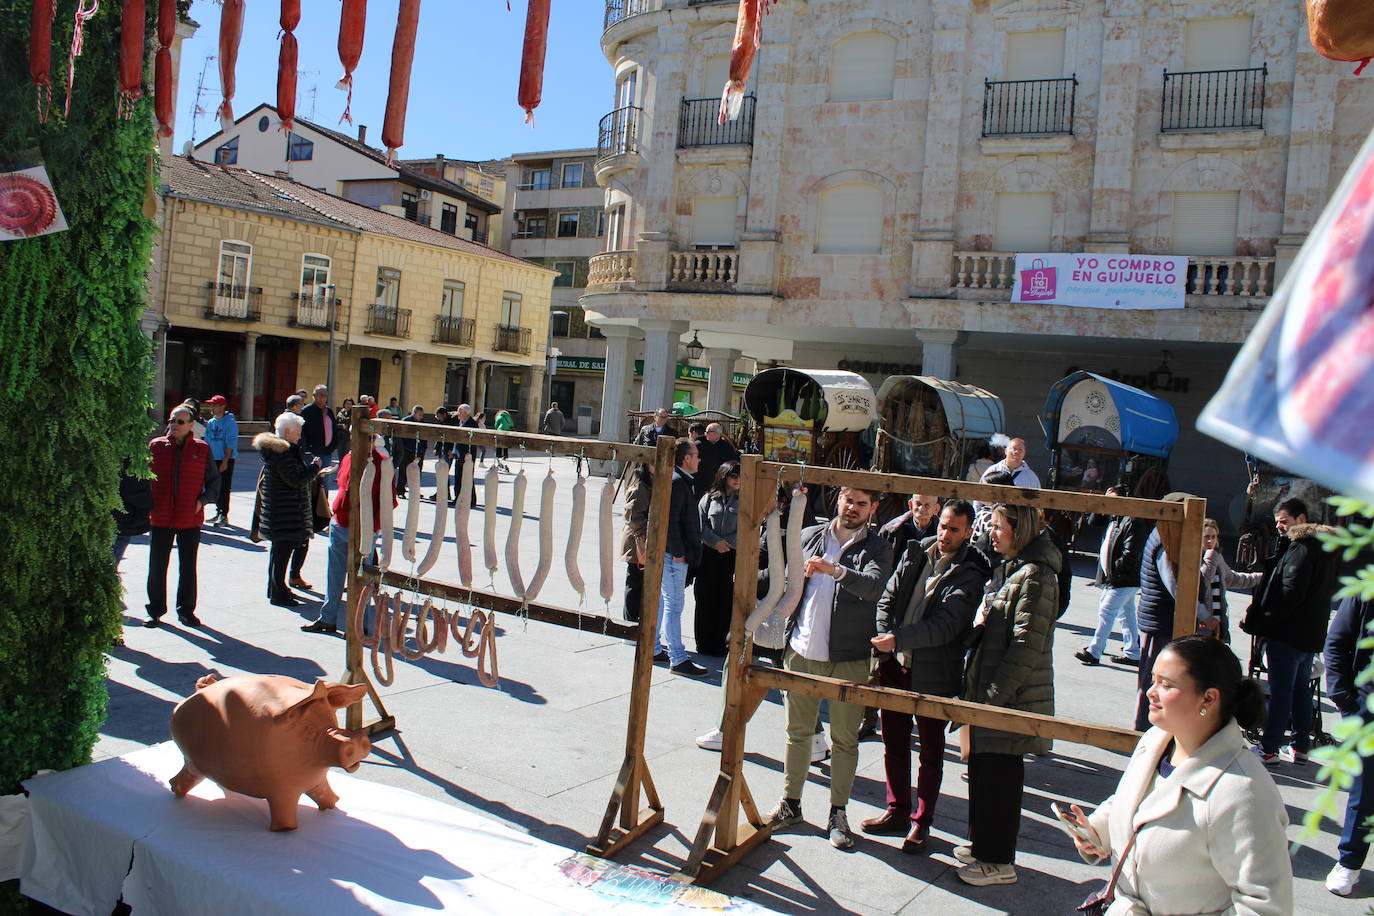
[1111,655,1140,667]
[860,809,911,836]
[270,596,301,608]
[142,617,161,628]
[301,620,338,634]
[177,613,202,627]
[1074,649,1100,666]
[857,721,881,741]
[671,660,709,678]
[653,650,669,664]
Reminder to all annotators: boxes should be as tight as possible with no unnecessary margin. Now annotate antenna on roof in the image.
[297,69,321,121]
[188,53,219,148]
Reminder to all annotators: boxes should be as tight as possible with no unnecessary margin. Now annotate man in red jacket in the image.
[145,404,219,628]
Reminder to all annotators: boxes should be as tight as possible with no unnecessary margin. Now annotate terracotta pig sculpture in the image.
[169,673,371,830]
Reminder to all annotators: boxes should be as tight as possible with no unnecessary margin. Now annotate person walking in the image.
[1241,497,1339,765]
[621,461,653,623]
[541,401,566,436]
[1324,594,1374,896]
[202,395,238,527]
[255,412,330,607]
[1062,636,1292,914]
[955,503,1059,886]
[393,405,428,498]
[474,411,489,466]
[694,461,741,656]
[866,499,989,852]
[1076,479,1160,667]
[655,438,708,678]
[493,408,514,471]
[301,440,395,635]
[144,404,219,628]
[767,486,894,851]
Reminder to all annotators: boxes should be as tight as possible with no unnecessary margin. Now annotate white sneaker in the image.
[1280,745,1309,765]
[1327,864,1360,896]
[811,732,831,764]
[958,862,1017,886]
[953,844,977,865]
[695,728,723,751]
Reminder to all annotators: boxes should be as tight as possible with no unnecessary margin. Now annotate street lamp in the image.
[685,330,705,361]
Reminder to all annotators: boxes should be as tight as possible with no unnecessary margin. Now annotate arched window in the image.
[816,183,883,253]
[828,32,897,101]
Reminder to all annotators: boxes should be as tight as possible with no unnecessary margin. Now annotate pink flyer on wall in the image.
[1199,126,1374,504]
[0,165,68,241]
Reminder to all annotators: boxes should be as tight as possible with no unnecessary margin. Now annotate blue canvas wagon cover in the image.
[1042,371,1179,458]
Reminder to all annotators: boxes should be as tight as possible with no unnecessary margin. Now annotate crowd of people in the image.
[116,395,1369,907]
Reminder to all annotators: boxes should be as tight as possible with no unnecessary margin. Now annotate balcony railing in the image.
[471,229,488,244]
[494,325,532,354]
[432,315,475,346]
[982,76,1077,137]
[402,204,431,226]
[679,95,755,147]
[588,250,636,286]
[204,281,262,321]
[288,292,338,329]
[597,106,642,162]
[603,0,655,30]
[1161,66,1266,132]
[668,249,740,289]
[366,304,412,337]
[949,251,1275,298]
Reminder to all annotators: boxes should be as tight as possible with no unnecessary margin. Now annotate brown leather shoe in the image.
[289,577,314,590]
[901,823,931,853]
[860,809,911,836]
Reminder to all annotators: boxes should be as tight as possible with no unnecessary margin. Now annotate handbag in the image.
[1077,828,1137,915]
[249,468,266,543]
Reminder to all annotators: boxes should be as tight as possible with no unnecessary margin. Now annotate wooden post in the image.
[1170,496,1208,639]
[342,407,395,734]
[587,435,678,856]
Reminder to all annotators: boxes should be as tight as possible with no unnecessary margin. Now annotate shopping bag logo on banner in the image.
[1020,258,1057,301]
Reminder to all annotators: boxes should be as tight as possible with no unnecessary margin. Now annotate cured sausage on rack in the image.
[216,0,246,129]
[278,0,301,131]
[155,0,176,136]
[382,0,421,163]
[518,0,550,123]
[29,0,56,121]
[336,0,366,124]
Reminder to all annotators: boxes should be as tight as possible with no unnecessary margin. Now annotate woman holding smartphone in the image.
[1063,636,1292,914]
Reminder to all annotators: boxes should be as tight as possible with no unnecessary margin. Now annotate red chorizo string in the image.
[351,586,499,688]
[30,0,56,123]
[154,0,175,136]
[335,0,366,124]
[117,0,145,120]
[63,0,101,117]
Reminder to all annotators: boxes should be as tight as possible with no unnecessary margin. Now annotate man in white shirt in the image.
[768,487,894,850]
[980,437,1041,489]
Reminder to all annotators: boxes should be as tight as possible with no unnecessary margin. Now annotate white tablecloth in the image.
[20,743,770,915]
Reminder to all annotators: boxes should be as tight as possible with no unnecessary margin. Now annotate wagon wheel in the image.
[816,441,862,520]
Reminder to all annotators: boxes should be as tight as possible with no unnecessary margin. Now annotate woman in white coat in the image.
[1064,635,1292,915]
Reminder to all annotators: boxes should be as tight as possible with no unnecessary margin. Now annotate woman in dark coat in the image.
[255,413,330,606]
[693,461,740,656]
[957,503,1060,887]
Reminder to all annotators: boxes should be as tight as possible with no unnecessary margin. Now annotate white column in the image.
[399,349,415,411]
[467,356,483,409]
[523,366,546,432]
[916,330,961,380]
[638,319,687,412]
[241,331,259,420]
[599,325,641,442]
[705,347,742,413]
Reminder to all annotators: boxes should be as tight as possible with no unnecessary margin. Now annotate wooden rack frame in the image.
[678,455,1206,884]
[341,407,679,857]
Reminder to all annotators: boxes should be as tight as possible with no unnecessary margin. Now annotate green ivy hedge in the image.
[0,1,157,795]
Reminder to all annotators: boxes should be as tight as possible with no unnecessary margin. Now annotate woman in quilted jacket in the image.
[957,503,1060,887]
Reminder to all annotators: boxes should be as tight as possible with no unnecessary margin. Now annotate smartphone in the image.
[1050,800,1096,843]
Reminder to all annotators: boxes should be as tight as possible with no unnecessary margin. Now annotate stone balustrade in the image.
[950,251,1276,299]
[667,249,740,288]
[587,250,636,287]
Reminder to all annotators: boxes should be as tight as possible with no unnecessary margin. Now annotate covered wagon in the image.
[1041,371,1179,494]
[875,376,1005,481]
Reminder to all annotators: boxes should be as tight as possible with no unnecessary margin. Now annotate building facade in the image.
[153,155,555,427]
[582,0,1374,529]
[194,105,501,246]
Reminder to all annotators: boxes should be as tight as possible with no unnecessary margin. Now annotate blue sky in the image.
[175,0,610,160]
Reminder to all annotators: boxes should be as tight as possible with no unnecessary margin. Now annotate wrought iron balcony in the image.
[603,0,655,30]
[597,106,642,163]
[432,315,475,346]
[679,95,755,147]
[494,325,532,354]
[288,292,339,329]
[982,76,1077,137]
[1161,65,1266,132]
[366,304,412,337]
[204,281,262,321]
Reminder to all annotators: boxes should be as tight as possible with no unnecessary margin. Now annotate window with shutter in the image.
[828,32,897,101]
[692,197,737,246]
[1005,30,1065,80]
[1170,191,1240,256]
[994,193,1054,252]
[816,184,883,254]
[1184,17,1252,71]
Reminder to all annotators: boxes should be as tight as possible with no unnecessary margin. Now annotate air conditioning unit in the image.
[419,189,432,201]
[514,210,526,221]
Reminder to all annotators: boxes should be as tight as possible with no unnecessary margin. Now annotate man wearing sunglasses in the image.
[145,405,219,628]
